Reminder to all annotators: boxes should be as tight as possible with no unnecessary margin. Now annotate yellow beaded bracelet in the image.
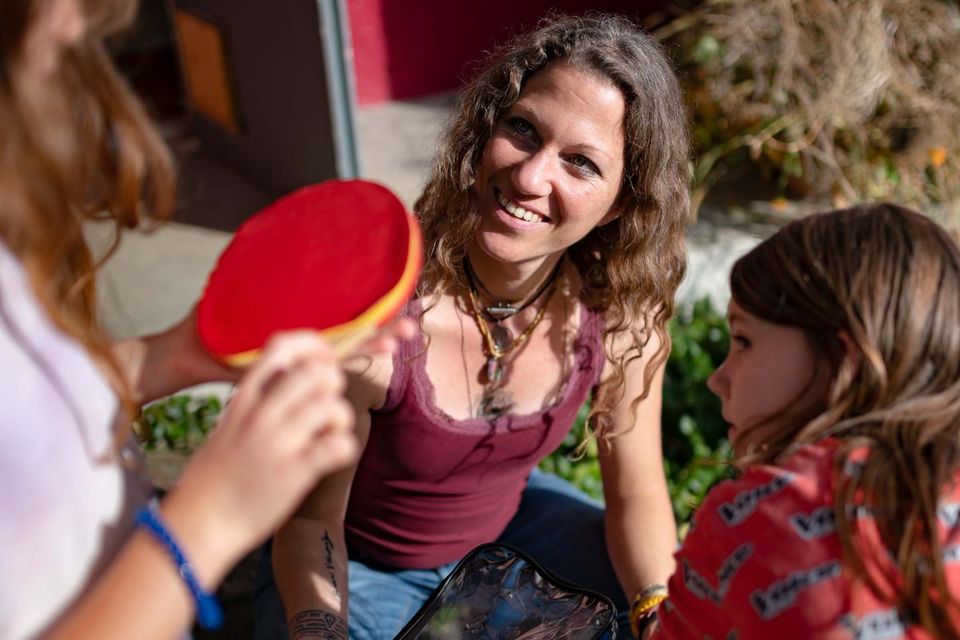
[629,585,668,638]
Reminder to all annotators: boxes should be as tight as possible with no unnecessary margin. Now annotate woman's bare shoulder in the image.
[343,351,395,412]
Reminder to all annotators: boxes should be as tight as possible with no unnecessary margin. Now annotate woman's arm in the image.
[111,309,238,406]
[273,446,362,639]
[112,312,413,406]
[272,354,393,639]
[599,328,678,603]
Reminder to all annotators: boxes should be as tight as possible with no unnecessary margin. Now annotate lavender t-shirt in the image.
[0,243,151,638]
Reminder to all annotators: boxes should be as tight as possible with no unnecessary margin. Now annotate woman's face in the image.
[471,61,626,269]
[22,0,86,79]
[708,300,829,458]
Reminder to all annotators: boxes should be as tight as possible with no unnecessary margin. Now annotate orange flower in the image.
[929,147,948,168]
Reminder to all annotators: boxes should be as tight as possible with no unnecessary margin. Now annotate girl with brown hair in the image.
[0,0,377,637]
[651,203,960,638]
[261,13,691,640]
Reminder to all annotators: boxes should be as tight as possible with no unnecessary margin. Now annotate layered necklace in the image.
[463,258,563,419]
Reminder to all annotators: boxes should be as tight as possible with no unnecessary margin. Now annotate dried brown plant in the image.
[660,0,960,227]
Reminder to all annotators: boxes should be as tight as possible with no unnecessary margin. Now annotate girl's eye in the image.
[568,154,600,176]
[732,334,751,350]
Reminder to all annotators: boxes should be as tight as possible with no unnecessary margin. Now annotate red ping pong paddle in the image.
[197,179,422,365]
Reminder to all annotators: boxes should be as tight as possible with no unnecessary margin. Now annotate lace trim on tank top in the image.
[379,299,604,434]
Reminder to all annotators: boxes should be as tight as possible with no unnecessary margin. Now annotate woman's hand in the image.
[158,331,359,587]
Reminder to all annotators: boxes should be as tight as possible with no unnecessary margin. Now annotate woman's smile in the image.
[495,188,550,224]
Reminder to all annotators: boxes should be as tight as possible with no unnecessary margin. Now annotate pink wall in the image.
[347,0,663,105]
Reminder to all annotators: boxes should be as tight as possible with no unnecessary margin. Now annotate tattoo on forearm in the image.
[289,610,348,640]
[322,530,341,599]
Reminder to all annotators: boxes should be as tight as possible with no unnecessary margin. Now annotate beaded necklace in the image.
[463,260,561,418]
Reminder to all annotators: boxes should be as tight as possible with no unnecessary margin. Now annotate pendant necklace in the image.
[463,260,561,419]
[465,258,563,323]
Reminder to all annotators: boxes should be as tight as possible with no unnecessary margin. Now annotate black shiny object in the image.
[395,543,617,640]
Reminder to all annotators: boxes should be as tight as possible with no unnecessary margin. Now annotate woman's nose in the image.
[511,149,553,197]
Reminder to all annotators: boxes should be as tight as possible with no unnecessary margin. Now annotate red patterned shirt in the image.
[653,439,960,639]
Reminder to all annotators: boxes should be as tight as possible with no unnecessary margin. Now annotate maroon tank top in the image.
[344,301,605,569]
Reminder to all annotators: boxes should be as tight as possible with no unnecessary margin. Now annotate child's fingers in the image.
[343,317,417,359]
[237,366,347,453]
[386,317,417,341]
[282,395,356,462]
[228,331,336,419]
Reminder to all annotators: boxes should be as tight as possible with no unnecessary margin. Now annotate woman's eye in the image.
[510,117,534,137]
[568,154,600,175]
[732,334,751,350]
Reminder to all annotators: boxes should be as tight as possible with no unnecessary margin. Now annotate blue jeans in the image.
[253,469,628,639]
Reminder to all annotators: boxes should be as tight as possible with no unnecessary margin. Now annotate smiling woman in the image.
[259,14,691,640]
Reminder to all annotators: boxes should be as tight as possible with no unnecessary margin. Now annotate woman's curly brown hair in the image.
[414,13,690,441]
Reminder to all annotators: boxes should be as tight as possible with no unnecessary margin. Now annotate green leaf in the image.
[134,393,225,452]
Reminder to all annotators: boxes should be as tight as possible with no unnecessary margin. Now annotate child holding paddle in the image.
[646,204,960,638]
[0,1,407,637]
[261,13,690,640]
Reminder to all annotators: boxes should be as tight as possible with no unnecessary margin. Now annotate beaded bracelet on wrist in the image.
[629,584,668,638]
[135,505,224,630]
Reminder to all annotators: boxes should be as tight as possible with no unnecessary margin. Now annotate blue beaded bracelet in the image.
[135,505,224,630]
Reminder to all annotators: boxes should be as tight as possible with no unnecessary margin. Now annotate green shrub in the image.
[540,297,732,526]
[662,298,733,524]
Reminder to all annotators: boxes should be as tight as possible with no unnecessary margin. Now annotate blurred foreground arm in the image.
[44,333,358,639]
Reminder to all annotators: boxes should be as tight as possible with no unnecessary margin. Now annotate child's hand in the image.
[344,317,417,359]
[158,331,358,586]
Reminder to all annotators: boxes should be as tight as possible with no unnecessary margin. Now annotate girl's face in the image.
[708,300,829,458]
[471,61,626,270]
[22,0,86,79]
